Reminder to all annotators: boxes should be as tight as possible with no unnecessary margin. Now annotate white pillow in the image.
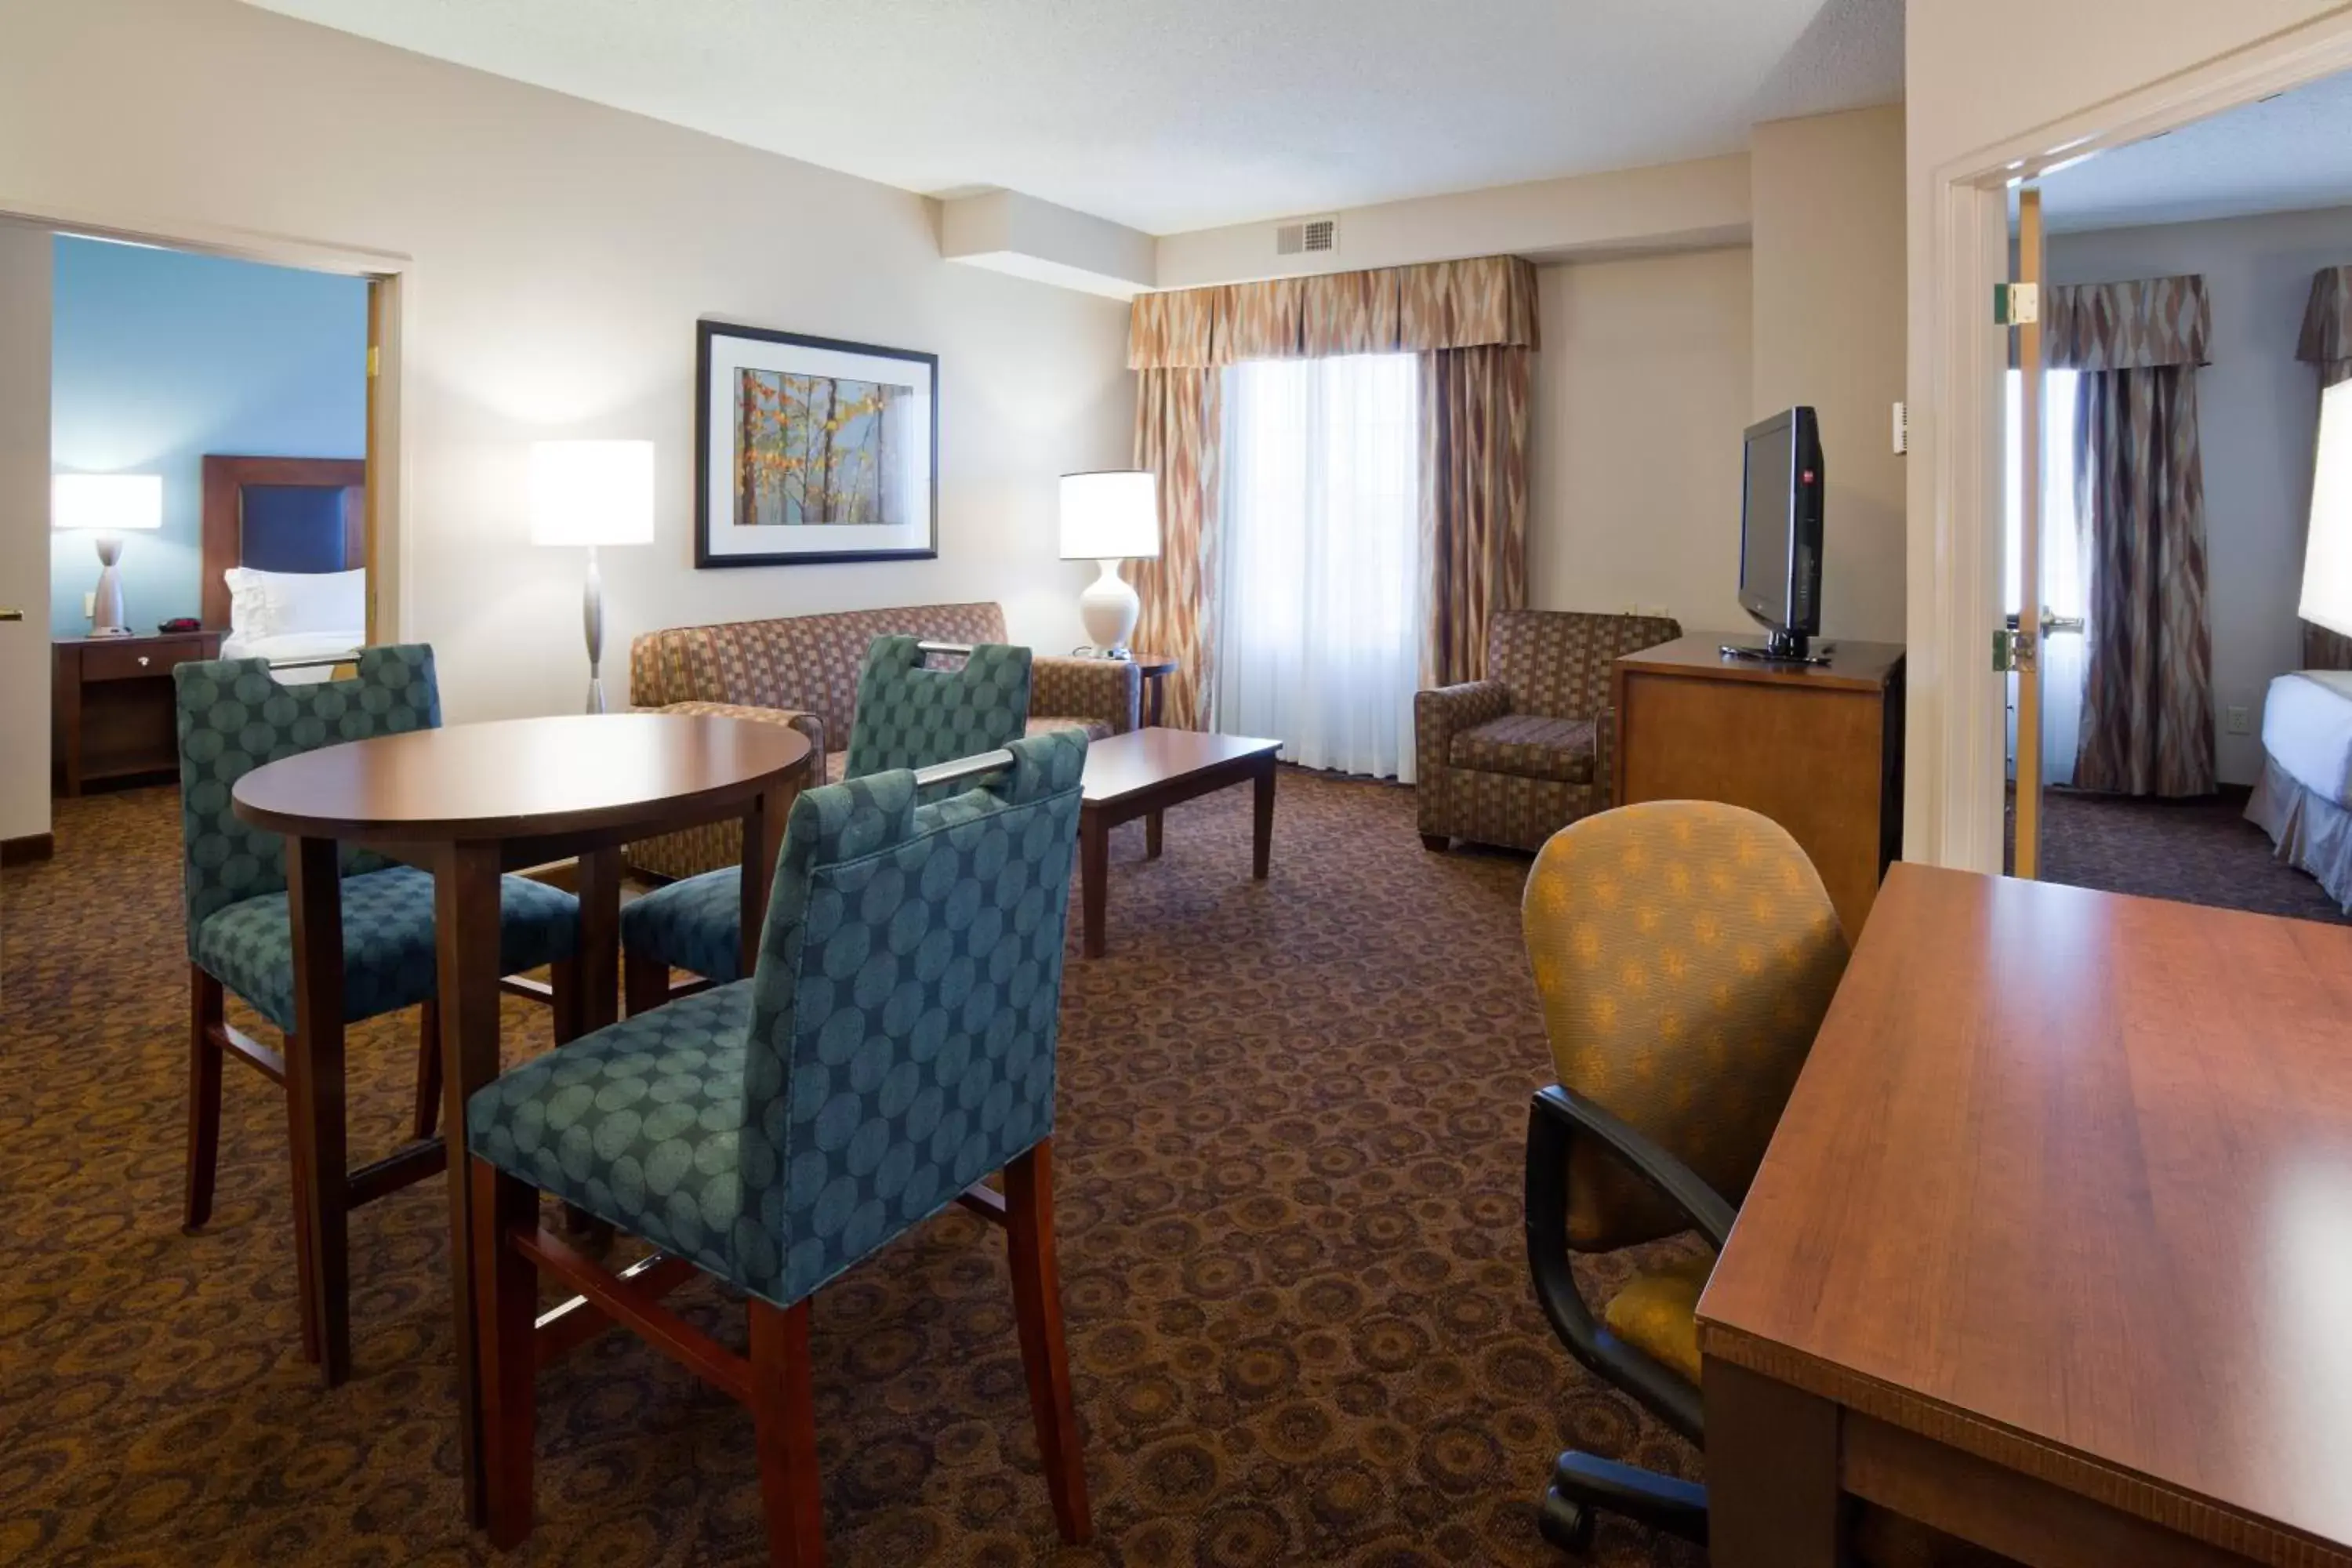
[223,566,367,640]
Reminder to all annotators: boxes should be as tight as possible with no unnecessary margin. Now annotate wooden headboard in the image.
[200,455,366,631]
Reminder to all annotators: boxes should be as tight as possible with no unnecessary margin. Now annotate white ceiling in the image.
[2042,70,2352,233]
[243,0,1903,236]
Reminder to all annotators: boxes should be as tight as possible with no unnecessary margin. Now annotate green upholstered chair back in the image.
[1521,800,1846,1250]
[172,646,441,950]
[1489,610,1682,718]
[734,727,1087,1306]
[842,636,1033,786]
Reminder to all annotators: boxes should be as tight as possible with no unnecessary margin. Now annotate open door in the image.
[2013,188,2047,877]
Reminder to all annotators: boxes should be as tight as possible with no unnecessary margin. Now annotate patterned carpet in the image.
[0,773,1704,1567]
[2041,785,2352,925]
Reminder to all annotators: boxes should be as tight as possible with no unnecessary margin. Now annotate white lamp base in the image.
[89,535,129,637]
[1078,558,1140,659]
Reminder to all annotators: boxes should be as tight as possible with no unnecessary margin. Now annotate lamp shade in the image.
[530,440,655,546]
[1059,470,1160,561]
[53,473,162,533]
[2303,381,2352,641]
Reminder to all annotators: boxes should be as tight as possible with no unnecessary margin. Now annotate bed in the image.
[201,455,368,682]
[2246,668,2352,911]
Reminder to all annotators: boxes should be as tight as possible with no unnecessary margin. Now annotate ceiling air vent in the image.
[1275,216,1339,257]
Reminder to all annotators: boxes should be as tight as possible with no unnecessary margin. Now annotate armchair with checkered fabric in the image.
[1415,609,1681,853]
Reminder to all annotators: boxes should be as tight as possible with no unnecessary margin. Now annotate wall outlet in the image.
[2225,704,2252,735]
[82,591,94,619]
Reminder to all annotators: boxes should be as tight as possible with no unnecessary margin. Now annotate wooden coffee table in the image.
[1078,728,1279,958]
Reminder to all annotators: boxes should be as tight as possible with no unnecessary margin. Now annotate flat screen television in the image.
[1735,406,1826,659]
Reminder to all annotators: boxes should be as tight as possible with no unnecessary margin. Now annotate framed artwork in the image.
[695,320,938,568]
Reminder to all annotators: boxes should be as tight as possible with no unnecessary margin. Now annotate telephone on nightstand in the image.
[158,617,201,634]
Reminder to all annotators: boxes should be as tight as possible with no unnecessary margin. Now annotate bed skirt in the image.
[2246,755,2352,913]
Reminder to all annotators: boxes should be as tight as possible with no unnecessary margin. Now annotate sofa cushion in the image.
[1450,713,1595,783]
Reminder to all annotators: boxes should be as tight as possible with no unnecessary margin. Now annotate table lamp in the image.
[531,440,655,713]
[1058,470,1160,659]
[2303,380,2352,644]
[53,473,162,637]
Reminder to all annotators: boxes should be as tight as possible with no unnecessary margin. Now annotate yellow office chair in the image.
[1520,800,1848,1552]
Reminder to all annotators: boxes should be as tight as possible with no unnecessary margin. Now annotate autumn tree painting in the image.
[733,369,907,528]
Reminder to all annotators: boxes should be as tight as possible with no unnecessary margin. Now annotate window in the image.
[2005,368,2087,785]
[1214,354,1422,780]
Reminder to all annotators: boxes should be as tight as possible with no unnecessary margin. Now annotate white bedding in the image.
[2261,669,2352,808]
[222,630,365,685]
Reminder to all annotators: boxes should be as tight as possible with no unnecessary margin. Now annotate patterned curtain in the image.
[2296,266,2352,670]
[1129,368,1221,730]
[2051,276,2214,797]
[1130,256,1539,718]
[1421,345,1532,685]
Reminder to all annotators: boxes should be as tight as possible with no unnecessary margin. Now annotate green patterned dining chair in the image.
[619,634,1034,1012]
[466,728,1091,1566]
[174,647,583,1383]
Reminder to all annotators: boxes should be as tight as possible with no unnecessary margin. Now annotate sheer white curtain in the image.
[2005,368,2089,785]
[1214,354,1422,781]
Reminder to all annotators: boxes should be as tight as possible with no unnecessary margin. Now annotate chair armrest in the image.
[1414,679,1510,778]
[653,699,827,767]
[1524,1082,1727,1441]
[1033,656,1141,734]
[1531,1084,1735,1247]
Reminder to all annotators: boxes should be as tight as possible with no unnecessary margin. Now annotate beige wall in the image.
[1156,154,1752,290]
[1528,249,1755,633]
[1751,105,1907,644]
[0,0,1133,726]
[0,222,51,845]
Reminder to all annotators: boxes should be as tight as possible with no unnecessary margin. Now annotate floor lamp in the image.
[532,440,655,713]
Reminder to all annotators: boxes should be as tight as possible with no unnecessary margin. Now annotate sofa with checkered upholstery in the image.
[1414,609,1682,854]
[626,601,1138,880]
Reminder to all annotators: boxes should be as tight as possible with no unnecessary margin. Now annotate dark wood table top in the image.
[1615,633,1905,692]
[232,713,811,842]
[1080,728,1279,809]
[1698,862,2352,1555]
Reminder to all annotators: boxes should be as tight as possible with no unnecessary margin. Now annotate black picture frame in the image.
[693,319,940,568]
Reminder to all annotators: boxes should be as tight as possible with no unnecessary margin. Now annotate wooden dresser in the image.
[53,630,222,795]
[1612,635,1904,938]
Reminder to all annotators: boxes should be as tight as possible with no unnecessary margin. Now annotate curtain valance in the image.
[2297,266,2352,379]
[2045,276,2210,372]
[1129,256,1539,369]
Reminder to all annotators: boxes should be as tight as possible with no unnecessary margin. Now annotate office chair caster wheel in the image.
[1537,1486,1595,1552]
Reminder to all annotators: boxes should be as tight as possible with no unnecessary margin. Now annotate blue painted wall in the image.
[49,237,365,633]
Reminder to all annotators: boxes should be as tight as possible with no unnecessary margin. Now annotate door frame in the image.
[0,197,412,642]
[1909,12,2352,873]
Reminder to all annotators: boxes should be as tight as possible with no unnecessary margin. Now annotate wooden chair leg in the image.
[746,1298,826,1568]
[623,950,671,1018]
[183,966,225,1232]
[549,956,582,1044]
[1002,1139,1091,1544]
[470,1157,541,1551]
[412,1000,442,1142]
[285,1012,353,1385]
[283,1032,322,1367]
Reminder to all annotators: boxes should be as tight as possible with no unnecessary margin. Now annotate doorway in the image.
[0,211,401,858]
[2002,71,2352,924]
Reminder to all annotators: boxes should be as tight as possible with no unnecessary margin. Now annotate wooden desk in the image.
[1612,635,1903,938]
[1699,864,2352,1568]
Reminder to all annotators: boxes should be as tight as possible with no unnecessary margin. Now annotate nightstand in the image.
[53,630,223,795]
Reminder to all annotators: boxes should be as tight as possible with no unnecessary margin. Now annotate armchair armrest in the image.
[1033,655,1141,734]
[1523,1083,1732,1441]
[1414,678,1510,780]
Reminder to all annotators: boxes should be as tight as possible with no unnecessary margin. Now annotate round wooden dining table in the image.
[232,711,811,1526]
